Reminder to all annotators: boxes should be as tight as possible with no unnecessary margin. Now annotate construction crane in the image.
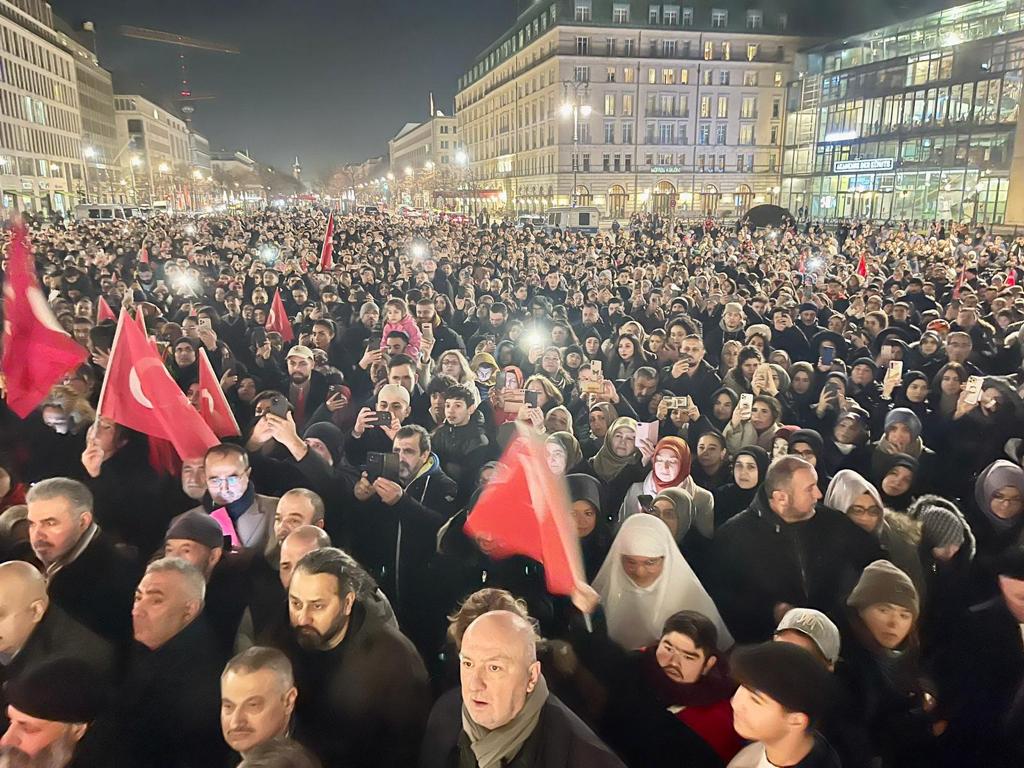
[116,25,239,123]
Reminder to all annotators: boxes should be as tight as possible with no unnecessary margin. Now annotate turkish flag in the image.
[1,225,88,417]
[856,253,868,278]
[464,427,585,595]
[97,309,219,461]
[196,347,240,438]
[138,246,149,265]
[97,296,116,323]
[318,211,335,272]
[1007,269,1017,287]
[265,289,294,342]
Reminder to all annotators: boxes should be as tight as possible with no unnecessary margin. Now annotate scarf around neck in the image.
[462,675,549,768]
[638,646,736,709]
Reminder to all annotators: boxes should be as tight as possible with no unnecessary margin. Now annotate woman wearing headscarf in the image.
[168,337,201,391]
[781,361,817,427]
[969,459,1024,558]
[712,446,769,528]
[469,351,499,393]
[490,364,526,428]
[649,487,715,579]
[706,387,738,433]
[544,405,575,437]
[593,515,733,651]
[873,453,920,512]
[825,470,925,601]
[567,473,612,581]
[581,402,618,459]
[871,408,936,487]
[619,436,714,542]
[589,416,645,517]
[892,371,941,448]
[545,432,585,476]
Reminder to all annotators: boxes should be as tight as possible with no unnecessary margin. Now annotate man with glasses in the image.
[191,444,279,554]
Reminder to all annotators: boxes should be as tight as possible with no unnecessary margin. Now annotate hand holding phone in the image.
[738,393,754,420]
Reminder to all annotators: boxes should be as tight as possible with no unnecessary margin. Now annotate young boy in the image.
[728,642,840,768]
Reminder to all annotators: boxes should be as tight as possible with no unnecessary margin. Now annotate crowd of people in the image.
[0,206,1023,768]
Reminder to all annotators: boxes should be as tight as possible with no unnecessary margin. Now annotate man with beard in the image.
[352,425,457,651]
[618,368,659,420]
[0,658,110,768]
[281,547,430,768]
[220,647,298,763]
[285,346,328,431]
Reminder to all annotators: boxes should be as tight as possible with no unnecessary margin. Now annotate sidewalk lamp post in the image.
[130,155,142,205]
[82,146,96,202]
[560,81,591,207]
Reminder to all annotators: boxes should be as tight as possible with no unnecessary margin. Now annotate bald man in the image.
[0,562,115,729]
[419,610,625,768]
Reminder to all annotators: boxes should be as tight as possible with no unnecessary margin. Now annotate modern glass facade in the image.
[780,0,1022,225]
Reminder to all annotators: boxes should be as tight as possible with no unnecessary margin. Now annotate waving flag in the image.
[1,225,87,417]
[265,288,294,342]
[97,296,116,323]
[856,253,868,278]
[318,211,335,271]
[464,427,584,595]
[196,347,240,438]
[97,310,218,461]
[1007,269,1017,287]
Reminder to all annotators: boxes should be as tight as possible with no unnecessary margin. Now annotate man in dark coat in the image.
[661,335,723,413]
[278,547,431,768]
[0,562,115,731]
[26,478,140,652]
[419,610,626,768]
[351,424,458,654]
[119,558,228,768]
[936,547,1024,767]
[709,456,882,643]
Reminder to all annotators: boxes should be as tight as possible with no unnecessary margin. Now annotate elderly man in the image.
[710,457,881,643]
[0,658,111,767]
[191,443,279,554]
[25,478,139,650]
[344,383,412,467]
[0,562,114,733]
[272,489,325,547]
[220,647,298,762]
[121,558,228,767]
[419,611,625,768]
[280,547,429,768]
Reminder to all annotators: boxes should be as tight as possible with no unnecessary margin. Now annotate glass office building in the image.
[780,0,1023,225]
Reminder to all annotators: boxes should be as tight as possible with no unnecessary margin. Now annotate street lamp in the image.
[560,81,591,207]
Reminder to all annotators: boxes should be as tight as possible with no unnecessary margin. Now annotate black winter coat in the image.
[119,618,229,768]
[419,687,626,768]
[709,491,883,642]
[46,528,141,653]
[283,601,431,768]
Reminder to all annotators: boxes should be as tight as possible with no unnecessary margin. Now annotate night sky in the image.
[49,0,945,179]
[49,0,518,179]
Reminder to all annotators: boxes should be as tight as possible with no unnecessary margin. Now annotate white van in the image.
[543,206,601,234]
[73,204,134,222]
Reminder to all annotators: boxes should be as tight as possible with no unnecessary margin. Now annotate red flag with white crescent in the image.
[464,426,585,595]
[97,309,218,461]
[1,225,87,417]
[265,288,294,342]
[196,347,240,438]
[97,296,116,323]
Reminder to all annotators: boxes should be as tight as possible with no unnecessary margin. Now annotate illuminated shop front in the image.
[780,0,1022,225]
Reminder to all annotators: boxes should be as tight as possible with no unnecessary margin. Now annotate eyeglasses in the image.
[208,475,245,490]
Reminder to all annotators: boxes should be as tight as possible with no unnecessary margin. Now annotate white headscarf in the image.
[593,515,733,651]
[824,469,883,517]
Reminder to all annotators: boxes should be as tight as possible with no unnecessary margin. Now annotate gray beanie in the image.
[917,505,965,550]
[847,560,919,617]
[884,408,922,443]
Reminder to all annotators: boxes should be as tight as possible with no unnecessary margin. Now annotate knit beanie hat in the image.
[847,560,919,617]
[884,408,922,443]
[917,505,965,550]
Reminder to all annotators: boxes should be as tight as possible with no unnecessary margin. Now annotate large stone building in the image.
[387,103,459,208]
[53,17,121,203]
[114,93,191,207]
[0,0,84,215]
[455,0,814,219]
[780,0,1022,227]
